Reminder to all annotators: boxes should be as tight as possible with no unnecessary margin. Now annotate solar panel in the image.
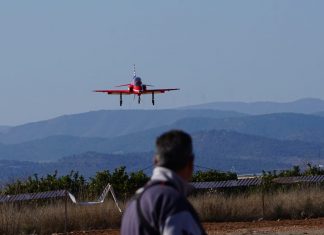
[192,175,324,189]
[2,175,324,202]
[0,184,122,214]
[0,190,66,203]
[192,178,262,189]
[273,175,324,184]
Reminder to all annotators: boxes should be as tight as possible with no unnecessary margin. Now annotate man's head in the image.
[154,130,194,181]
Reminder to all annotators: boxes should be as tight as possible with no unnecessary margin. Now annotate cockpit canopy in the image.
[133,77,142,86]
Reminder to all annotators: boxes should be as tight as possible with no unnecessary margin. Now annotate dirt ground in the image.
[203,218,324,235]
[58,217,324,235]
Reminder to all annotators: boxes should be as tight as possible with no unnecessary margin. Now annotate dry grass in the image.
[191,186,324,222]
[265,187,324,219]
[1,187,324,234]
[191,192,262,222]
[0,200,124,235]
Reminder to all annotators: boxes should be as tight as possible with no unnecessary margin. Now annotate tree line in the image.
[1,166,237,199]
[2,164,323,199]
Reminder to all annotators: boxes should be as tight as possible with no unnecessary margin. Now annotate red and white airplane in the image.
[94,65,179,106]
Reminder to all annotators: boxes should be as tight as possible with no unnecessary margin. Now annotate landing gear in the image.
[138,95,141,104]
[152,92,155,106]
[119,93,123,106]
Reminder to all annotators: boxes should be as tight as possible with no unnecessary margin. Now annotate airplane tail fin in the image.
[133,64,136,78]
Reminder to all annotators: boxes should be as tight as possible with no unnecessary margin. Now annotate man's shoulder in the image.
[122,181,206,235]
[141,181,190,214]
[143,181,183,200]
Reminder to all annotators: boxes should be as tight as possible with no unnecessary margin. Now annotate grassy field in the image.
[1,186,324,235]
[0,200,123,235]
[192,186,324,222]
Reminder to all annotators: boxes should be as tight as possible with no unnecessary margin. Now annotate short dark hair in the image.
[155,130,194,171]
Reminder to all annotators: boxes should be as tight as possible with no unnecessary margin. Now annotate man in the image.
[121,130,206,235]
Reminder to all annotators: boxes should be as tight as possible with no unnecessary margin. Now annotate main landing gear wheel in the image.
[138,96,141,104]
[152,92,155,106]
[119,93,123,106]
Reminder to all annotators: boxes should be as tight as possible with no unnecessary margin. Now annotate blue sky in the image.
[1,1,324,125]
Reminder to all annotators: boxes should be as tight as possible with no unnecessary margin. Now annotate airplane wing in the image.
[142,88,180,94]
[115,84,131,87]
[94,90,132,95]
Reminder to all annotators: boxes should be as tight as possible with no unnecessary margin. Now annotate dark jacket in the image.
[121,167,206,235]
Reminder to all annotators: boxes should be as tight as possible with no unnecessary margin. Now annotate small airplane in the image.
[94,65,179,106]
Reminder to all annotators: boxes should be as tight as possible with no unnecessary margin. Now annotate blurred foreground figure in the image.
[121,130,206,235]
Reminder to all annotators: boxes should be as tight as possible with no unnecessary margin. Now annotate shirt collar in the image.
[151,166,193,196]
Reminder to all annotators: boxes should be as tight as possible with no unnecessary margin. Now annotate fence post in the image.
[261,189,265,218]
[65,191,68,235]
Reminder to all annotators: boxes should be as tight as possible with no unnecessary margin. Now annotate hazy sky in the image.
[1,0,324,125]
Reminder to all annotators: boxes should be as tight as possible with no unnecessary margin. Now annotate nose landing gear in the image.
[119,93,155,106]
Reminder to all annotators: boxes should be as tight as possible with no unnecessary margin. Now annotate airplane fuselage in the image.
[128,77,146,95]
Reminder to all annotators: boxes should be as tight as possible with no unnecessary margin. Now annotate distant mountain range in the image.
[0,129,322,182]
[1,113,324,162]
[315,111,324,117]
[0,152,153,183]
[182,98,324,115]
[169,113,324,143]
[1,98,324,182]
[192,130,322,169]
[2,98,324,145]
[0,109,244,144]
[0,126,10,134]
